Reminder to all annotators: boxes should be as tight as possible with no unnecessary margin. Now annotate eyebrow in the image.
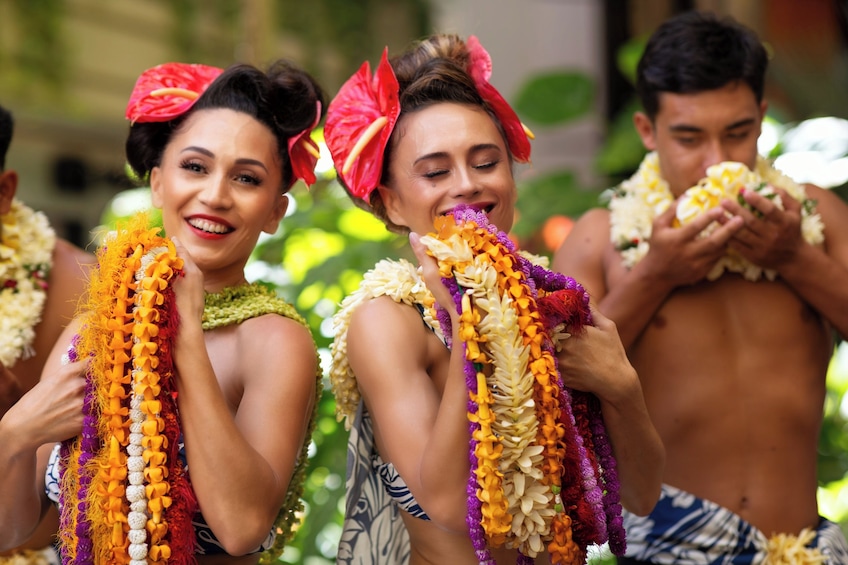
[668,118,758,134]
[181,146,269,172]
[412,143,503,166]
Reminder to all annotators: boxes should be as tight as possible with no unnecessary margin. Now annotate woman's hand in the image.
[170,237,206,328]
[556,307,639,403]
[410,232,458,319]
[3,360,87,449]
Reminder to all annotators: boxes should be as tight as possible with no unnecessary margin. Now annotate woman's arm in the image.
[173,313,317,555]
[556,309,664,515]
[0,320,86,548]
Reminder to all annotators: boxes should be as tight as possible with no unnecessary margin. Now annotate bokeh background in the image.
[2,0,848,563]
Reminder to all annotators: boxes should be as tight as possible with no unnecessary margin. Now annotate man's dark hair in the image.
[636,11,769,120]
[0,104,13,171]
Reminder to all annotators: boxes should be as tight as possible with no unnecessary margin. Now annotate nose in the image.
[198,174,232,208]
[450,167,481,200]
[703,139,730,170]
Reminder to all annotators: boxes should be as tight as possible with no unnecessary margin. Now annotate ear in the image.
[633,112,657,151]
[262,193,289,235]
[0,170,18,215]
[375,184,406,228]
[149,167,164,209]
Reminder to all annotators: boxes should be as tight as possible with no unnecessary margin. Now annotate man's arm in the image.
[0,364,22,416]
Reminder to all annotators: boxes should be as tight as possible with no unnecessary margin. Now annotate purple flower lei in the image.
[59,334,96,565]
[588,394,626,554]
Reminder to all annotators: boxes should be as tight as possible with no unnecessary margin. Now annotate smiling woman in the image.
[323,33,665,565]
[0,60,328,565]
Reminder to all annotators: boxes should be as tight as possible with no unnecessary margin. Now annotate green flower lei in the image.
[203,282,322,564]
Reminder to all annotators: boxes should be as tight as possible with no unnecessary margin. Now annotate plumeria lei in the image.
[330,207,625,564]
[0,199,55,367]
[608,152,825,281]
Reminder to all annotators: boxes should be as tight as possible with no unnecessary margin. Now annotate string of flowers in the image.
[607,152,825,281]
[59,214,193,565]
[0,199,55,367]
[420,205,625,563]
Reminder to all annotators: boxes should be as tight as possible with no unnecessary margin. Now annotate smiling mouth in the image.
[441,203,495,216]
[187,218,234,234]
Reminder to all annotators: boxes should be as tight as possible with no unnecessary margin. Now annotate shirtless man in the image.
[553,11,848,564]
[0,103,95,562]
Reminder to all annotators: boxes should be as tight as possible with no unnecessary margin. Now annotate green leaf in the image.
[513,71,594,126]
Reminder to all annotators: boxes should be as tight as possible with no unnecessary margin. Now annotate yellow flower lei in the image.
[765,528,825,564]
[0,199,55,367]
[608,152,825,281]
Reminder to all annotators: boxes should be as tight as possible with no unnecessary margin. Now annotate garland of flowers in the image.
[607,152,825,281]
[766,528,825,564]
[0,199,55,367]
[57,215,318,564]
[202,283,323,565]
[330,207,625,563]
[58,215,194,565]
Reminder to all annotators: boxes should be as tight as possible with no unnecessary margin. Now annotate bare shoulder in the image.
[238,313,316,363]
[553,208,612,295]
[50,238,96,281]
[807,185,848,255]
[348,296,432,383]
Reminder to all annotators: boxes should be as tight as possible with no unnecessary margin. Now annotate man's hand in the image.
[0,363,23,416]
[720,187,804,270]
[641,199,744,286]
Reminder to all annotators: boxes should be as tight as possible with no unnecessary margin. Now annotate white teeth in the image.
[188,218,230,234]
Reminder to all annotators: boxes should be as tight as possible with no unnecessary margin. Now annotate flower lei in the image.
[329,207,625,564]
[766,527,825,564]
[608,152,825,281]
[58,215,320,564]
[324,35,533,202]
[58,214,192,565]
[0,199,55,367]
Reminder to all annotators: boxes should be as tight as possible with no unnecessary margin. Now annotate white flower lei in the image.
[0,199,55,366]
[607,152,825,281]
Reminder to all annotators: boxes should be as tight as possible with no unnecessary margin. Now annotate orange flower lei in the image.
[59,214,193,565]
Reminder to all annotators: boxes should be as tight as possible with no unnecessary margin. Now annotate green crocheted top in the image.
[203,282,321,564]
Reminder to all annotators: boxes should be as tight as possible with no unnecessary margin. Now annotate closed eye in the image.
[474,159,500,170]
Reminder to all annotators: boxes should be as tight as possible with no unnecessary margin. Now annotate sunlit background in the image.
[2,1,847,563]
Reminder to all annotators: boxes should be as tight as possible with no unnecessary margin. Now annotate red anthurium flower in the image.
[466,36,532,164]
[125,63,224,124]
[287,101,323,188]
[325,48,400,202]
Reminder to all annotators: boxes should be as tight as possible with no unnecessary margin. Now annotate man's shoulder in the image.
[50,238,95,277]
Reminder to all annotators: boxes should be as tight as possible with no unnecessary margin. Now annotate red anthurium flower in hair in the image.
[466,36,532,164]
[126,62,224,124]
[287,101,323,188]
[325,48,400,202]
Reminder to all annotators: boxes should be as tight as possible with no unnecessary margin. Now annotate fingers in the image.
[653,203,678,228]
[409,232,426,263]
